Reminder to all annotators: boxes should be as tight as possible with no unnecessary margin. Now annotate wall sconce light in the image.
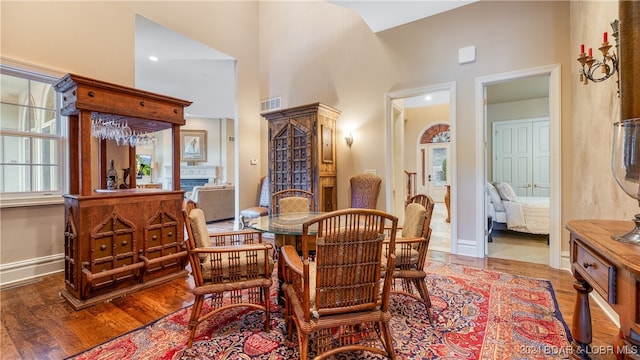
[577,20,620,96]
[344,132,353,147]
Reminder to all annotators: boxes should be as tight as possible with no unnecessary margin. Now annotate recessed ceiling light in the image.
[149,55,159,62]
[425,95,432,101]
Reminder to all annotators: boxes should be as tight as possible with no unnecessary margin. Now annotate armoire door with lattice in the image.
[271,121,312,193]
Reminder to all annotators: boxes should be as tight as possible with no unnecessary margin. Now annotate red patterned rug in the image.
[68,262,572,359]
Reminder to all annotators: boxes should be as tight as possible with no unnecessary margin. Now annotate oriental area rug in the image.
[68,262,573,360]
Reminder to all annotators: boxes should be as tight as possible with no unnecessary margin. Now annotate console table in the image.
[566,219,640,359]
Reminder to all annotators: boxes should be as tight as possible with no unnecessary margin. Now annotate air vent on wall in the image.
[260,97,281,113]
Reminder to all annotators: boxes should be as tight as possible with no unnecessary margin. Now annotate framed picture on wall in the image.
[181,130,207,163]
[321,125,333,163]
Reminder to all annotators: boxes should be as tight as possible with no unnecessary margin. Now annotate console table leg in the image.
[571,279,593,360]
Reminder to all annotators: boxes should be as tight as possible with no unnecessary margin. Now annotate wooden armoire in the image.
[262,103,341,212]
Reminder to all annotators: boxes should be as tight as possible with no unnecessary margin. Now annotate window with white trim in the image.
[1,65,66,205]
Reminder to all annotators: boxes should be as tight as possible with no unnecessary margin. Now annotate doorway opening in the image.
[134,15,238,225]
[386,83,456,253]
[475,65,561,268]
[417,125,450,202]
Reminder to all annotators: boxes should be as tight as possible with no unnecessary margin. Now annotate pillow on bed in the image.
[495,182,518,202]
[487,182,505,211]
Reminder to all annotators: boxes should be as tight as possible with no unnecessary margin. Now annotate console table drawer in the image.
[573,238,616,304]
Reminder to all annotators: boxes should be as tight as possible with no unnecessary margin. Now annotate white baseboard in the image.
[0,253,64,287]
[455,239,480,257]
[590,290,620,328]
[560,251,571,271]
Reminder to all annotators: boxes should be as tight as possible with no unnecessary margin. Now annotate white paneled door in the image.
[417,143,450,202]
[531,120,550,196]
[493,118,549,197]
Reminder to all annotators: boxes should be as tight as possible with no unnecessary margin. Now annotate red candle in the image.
[580,44,585,54]
[588,48,593,57]
[603,32,608,43]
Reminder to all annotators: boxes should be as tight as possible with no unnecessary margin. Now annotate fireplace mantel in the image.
[164,165,218,189]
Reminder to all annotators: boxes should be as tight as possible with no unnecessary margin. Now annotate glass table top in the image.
[247,212,323,235]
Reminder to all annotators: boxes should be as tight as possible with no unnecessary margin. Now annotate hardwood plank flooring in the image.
[1,249,621,359]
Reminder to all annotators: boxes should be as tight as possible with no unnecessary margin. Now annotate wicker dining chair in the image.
[272,188,315,250]
[350,173,382,209]
[280,208,399,360]
[272,188,315,214]
[384,201,434,323]
[182,199,274,347]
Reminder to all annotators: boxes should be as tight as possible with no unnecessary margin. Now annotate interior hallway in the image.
[429,202,451,253]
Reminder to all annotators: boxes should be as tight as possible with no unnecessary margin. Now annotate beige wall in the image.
[259,0,574,243]
[258,1,398,208]
[570,1,636,226]
[259,0,634,253]
[0,1,262,268]
[1,0,634,277]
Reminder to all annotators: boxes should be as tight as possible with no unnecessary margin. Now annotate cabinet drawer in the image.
[573,238,616,304]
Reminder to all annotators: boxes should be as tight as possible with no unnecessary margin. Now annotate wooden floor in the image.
[1,250,620,359]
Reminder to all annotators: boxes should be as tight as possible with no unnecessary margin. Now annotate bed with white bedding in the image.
[487,182,550,235]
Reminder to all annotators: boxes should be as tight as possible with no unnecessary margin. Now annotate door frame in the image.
[385,81,457,253]
[474,64,561,268]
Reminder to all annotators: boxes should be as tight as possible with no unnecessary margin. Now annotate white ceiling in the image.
[135,2,548,117]
[328,0,478,33]
[135,15,235,119]
[486,75,550,105]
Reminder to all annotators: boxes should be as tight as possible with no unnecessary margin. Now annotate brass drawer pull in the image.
[583,262,594,268]
[88,91,95,97]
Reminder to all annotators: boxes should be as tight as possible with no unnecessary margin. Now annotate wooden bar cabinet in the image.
[54,74,192,309]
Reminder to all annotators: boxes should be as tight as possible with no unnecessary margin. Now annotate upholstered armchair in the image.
[350,172,382,209]
[239,176,269,228]
[182,199,274,347]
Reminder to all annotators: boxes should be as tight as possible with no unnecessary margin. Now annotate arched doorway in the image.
[417,124,450,202]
